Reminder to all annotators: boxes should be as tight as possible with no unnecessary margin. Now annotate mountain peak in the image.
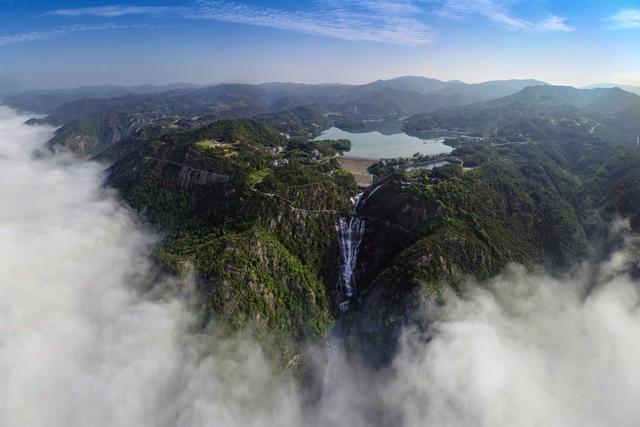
[193,119,285,147]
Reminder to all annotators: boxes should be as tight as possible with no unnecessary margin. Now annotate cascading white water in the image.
[322,184,385,404]
[336,185,382,312]
[337,217,365,298]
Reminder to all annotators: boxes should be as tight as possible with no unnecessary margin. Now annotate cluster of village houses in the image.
[270,147,321,168]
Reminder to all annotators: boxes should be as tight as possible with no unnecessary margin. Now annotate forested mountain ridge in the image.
[101,118,358,365]
[5,76,550,157]
[3,83,202,114]
[405,85,640,144]
[5,77,547,119]
[583,83,640,95]
[344,127,640,364]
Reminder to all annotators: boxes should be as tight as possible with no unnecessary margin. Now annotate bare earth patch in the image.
[338,156,376,187]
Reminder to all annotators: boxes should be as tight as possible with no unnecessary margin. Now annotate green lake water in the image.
[314,126,453,159]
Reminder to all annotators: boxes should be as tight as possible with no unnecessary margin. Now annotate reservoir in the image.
[314,125,453,159]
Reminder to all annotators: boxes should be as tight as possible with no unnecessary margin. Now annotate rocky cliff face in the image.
[177,165,230,188]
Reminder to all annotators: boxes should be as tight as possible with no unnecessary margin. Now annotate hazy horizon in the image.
[3,75,640,94]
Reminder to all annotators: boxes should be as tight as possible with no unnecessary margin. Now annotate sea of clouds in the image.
[2,106,640,427]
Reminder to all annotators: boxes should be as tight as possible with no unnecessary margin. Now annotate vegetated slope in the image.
[103,118,358,364]
[256,104,371,139]
[404,85,640,144]
[45,84,278,156]
[2,83,201,114]
[47,109,153,156]
[328,78,550,119]
[345,114,640,366]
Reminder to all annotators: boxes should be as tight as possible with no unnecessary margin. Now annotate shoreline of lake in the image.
[314,126,453,159]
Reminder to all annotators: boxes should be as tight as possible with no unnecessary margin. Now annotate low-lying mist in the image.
[2,106,640,427]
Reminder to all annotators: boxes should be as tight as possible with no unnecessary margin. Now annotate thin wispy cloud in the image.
[0,24,160,47]
[537,15,573,32]
[608,9,640,29]
[324,0,424,15]
[45,5,184,18]
[45,1,436,46]
[194,0,435,45]
[41,0,574,45]
[435,0,574,32]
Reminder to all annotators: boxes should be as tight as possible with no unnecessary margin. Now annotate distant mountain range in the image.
[4,76,547,123]
[583,83,640,95]
[1,76,552,156]
[5,78,637,115]
[3,83,203,113]
[5,76,640,157]
[405,84,640,145]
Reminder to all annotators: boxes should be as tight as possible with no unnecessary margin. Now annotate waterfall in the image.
[321,184,384,404]
[337,217,365,301]
[336,185,382,312]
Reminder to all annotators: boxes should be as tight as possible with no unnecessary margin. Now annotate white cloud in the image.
[194,0,435,46]
[325,0,424,15]
[385,228,640,426]
[435,0,575,32]
[0,24,160,47]
[45,1,436,46]
[537,14,574,32]
[609,8,640,29]
[0,28,66,46]
[45,5,184,17]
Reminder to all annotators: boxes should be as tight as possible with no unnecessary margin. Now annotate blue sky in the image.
[0,0,639,90]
